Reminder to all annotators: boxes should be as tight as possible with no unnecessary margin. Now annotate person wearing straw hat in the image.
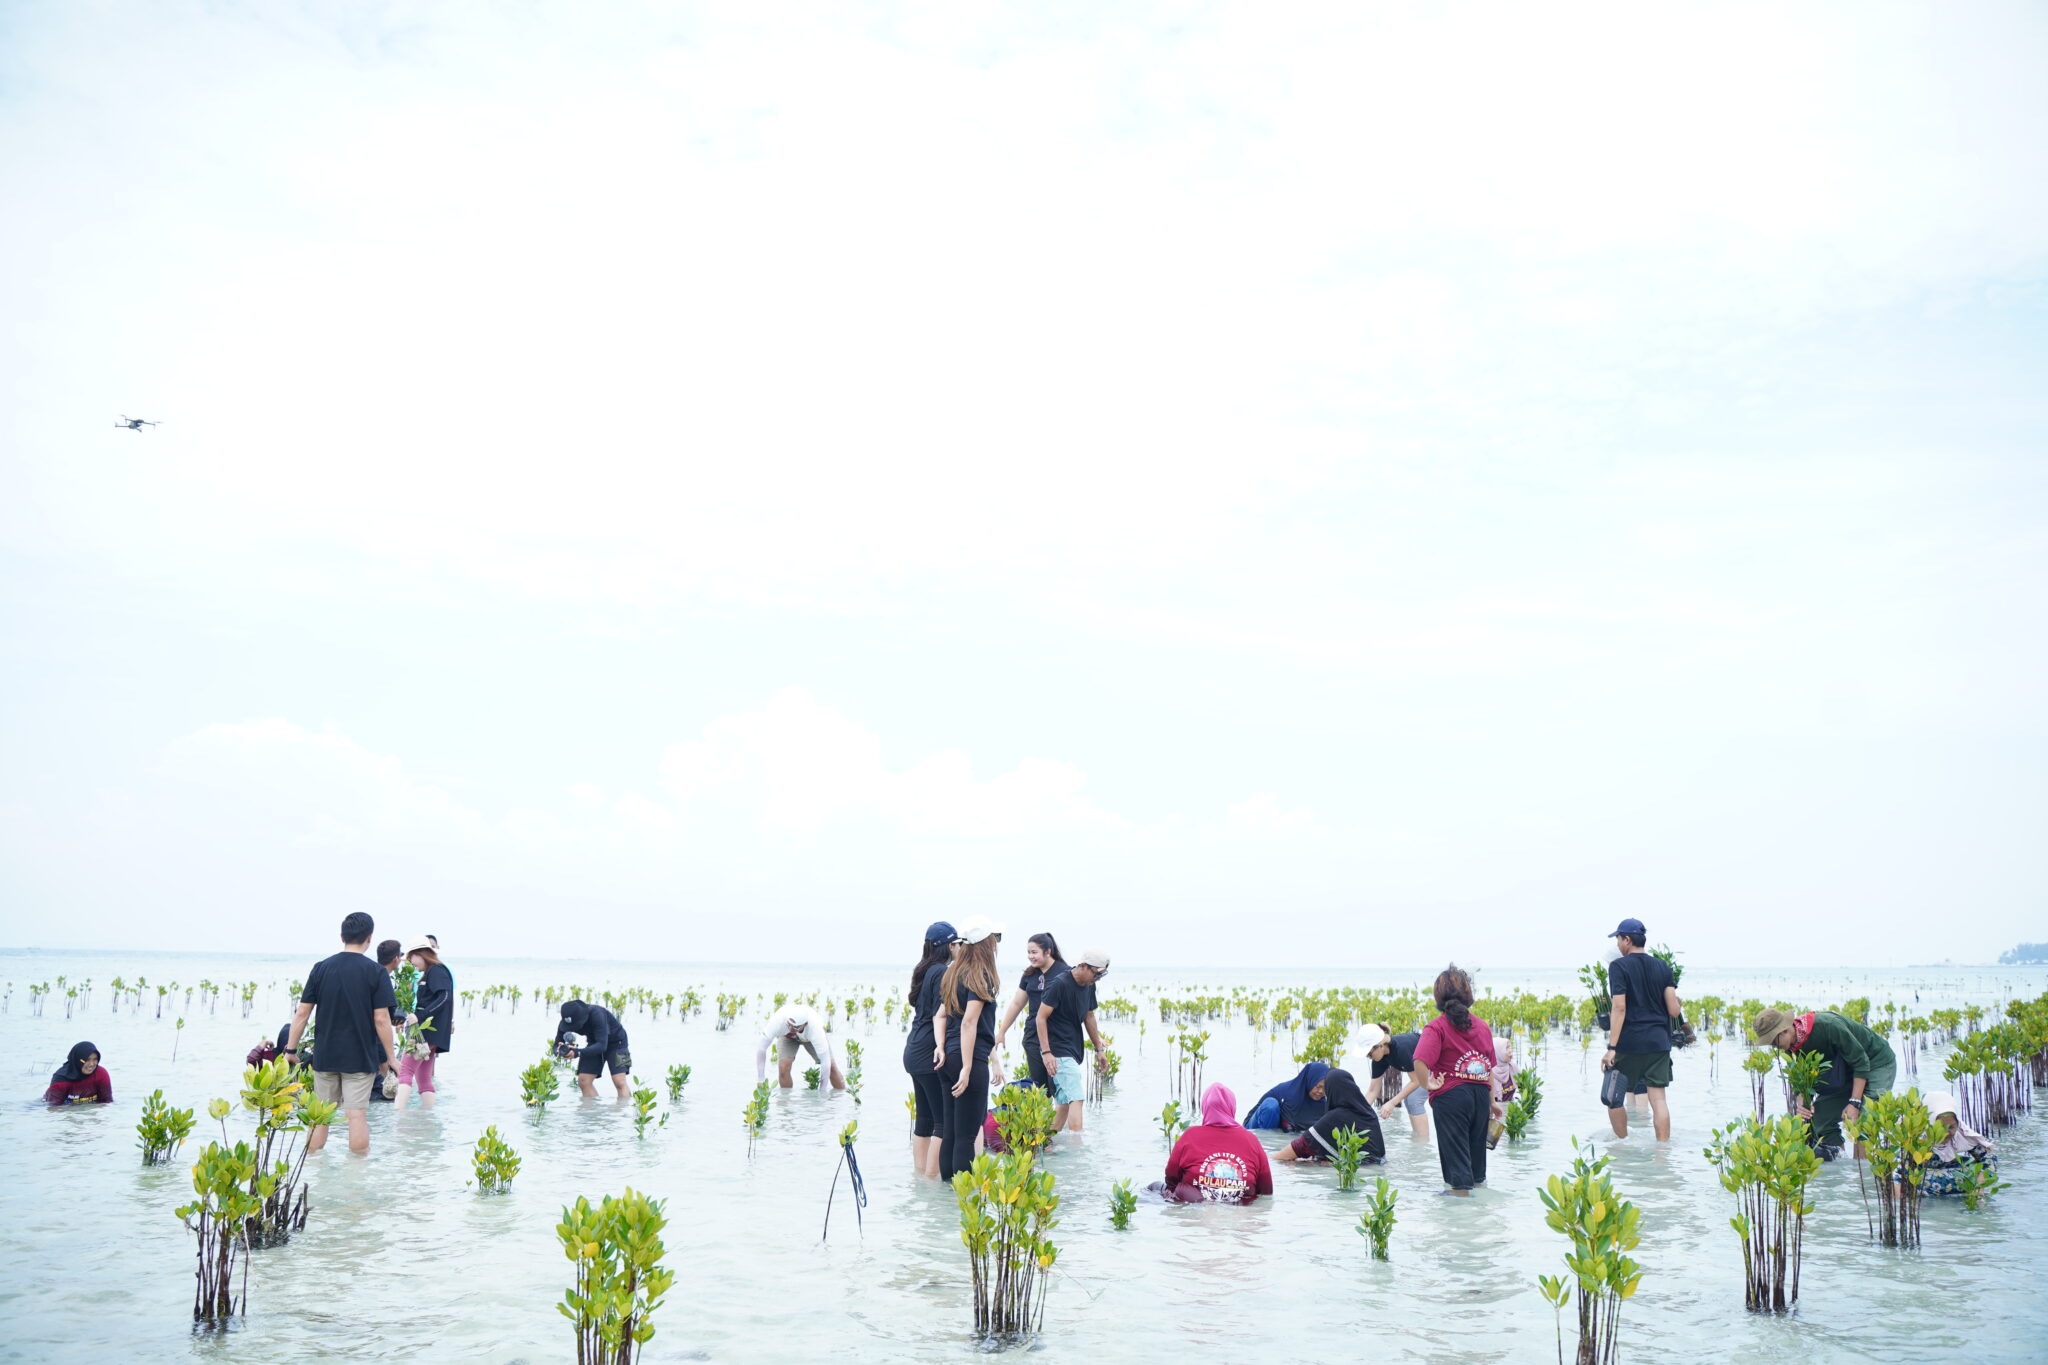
[394,936,453,1109]
[1753,1005,1896,1157]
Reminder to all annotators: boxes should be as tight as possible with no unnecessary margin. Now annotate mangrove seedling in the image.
[522,1055,562,1111]
[1109,1178,1137,1230]
[1704,1114,1819,1313]
[1535,1140,1643,1365]
[955,1150,1060,1342]
[1742,1047,1776,1122]
[822,1120,867,1242]
[172,1015,185,1062]
[1331,1124,1370,1190]
[176,1140,262,1325]
[995,1082,1058,1158]
[664,1064,691,1104]
[630,1078,664,1138]
[1959,1159,2009,1213]
[1502,1097,1534,1143]
[1515,1067,1544,1117]
[1852,1090,1939,1249]
[744,1079,771,1155]
[1357,1176,1399,1260]
[1158,1100,1189,1146]
[472,1125,522,1192]
[137,1089,196,1166]
[844,1038,864,1105]
[804,1066,821,1091]
[1780,1050,1826,1115]
[557,1187,676,1365]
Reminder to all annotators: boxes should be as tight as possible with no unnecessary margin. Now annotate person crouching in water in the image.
[756,1003,845,1090]
[1917,1091,1998,1196]
[1272,1068,1385,1168]
[556,999,632,1099]
[44,1042,111,1105]
[1752,1005,1894,1158]
[1245,1061,1330,1131]
[1158,1082,1274,1204]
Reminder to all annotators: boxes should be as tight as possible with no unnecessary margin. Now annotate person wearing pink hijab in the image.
[1161,1082,1275,1205]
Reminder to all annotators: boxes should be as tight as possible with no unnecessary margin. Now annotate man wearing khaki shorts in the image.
[284,911,398,1155]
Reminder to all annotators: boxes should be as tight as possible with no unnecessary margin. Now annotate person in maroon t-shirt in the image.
[43,1041,112,1105]
[1160,1083,1274,1204]
[1412,964,1503,1195]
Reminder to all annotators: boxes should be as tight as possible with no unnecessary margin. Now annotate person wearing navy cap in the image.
[1602,917,1683,1140]
[903,921,959,1176]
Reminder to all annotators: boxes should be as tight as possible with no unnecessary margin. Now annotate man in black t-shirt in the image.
[557,999,633,1098]
[284,911,399,1155]
[1036,948,1110,1135]
[1602,917,1682,1141]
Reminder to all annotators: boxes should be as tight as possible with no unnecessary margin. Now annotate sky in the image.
[1,1,2044,968]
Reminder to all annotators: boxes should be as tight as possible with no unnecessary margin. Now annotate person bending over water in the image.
[932,919,1002,1181]
[1273,1068,1385,1168]
[1160,1082,1274,1204]
[44,1042,111,1105]
[1035,948,1109,1134]
[1244,1061,1329,1131]
[1412,965,1503,1194]
[1363,1025,1429,1139]
[394,938,453,1108]
[1752,1005,1895,1158]
[995,934,1069,1089]
[903,922,957,1177]
[756,1003,845,1090]
[557,999,632,1099]
[1918,1091,1998,1197]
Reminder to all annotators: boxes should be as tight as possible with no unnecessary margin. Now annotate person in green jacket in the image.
[1752,1006,1897,1155]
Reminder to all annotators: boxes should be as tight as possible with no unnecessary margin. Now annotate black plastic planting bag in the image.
[1600,1065,1628,1110]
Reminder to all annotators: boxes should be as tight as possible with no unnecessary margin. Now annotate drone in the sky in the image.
[116,415,159,431]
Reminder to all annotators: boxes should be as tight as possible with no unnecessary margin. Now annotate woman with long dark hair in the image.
[1411,964,1503,1194]
[903,921,957,1177]
[994,932,1067,1088]
[931,919,1002,1181]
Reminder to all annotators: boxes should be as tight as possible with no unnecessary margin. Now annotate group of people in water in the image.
[41,911,2002,1202]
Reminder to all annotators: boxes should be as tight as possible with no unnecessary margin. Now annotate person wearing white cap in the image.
[1357,1024,1430,1140]
[394,936,453,1109]
[1036,948,1110,1135]
[931,919,1003,1180]
[756,1003,845,1090]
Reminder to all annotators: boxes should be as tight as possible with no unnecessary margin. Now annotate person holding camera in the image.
[556,998,632,1099]
[1601,917,1682,1141]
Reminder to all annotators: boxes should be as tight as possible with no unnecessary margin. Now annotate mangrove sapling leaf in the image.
[804,1066,821,1091]
[178,1140,264,1324]
[630,1079,663,1138]
[137,1089,196,1166]
[1959,1159,2009,1212]
[522,1056,562,1112]
[472,1126,522,1192]
[1780,1050,1826,1114]
[1157,1100,1188,1146]
[1356,1176,1399,1260]
[994,1083,1058,1158]
[1109,1179,1137,1230]
[556,1187,676,1365]
[1502,1097,1533,1143]
[1535,1140,1643,1365]
[955,1151,1061,1342]
[664,1064,691,1104]
[1330,1125,1370,1190]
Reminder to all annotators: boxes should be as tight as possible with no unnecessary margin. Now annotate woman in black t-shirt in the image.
[902,922,957,1178]
[930,921,1001,1182]
[993,933,1068,1088]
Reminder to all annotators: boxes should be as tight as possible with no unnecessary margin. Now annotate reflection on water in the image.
[0,954,2043,1363]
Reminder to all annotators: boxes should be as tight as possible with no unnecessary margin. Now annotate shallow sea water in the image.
[1,953,2044,1364]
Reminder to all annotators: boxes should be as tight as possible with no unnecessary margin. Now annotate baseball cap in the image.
[958,917,1005,945]
[924,921,957,944]
[1076,948,1110,971]
[1609,917,1646,938]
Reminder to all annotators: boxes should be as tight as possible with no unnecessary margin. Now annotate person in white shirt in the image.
[755,1004,846,1090]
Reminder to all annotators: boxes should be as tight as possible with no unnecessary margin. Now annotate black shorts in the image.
[580,1047,631,1078]
[1609,1050,1672,1098]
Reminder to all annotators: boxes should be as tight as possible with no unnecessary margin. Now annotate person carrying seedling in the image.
[1752,1004,1896,1158]
[1602,917,1682,1141]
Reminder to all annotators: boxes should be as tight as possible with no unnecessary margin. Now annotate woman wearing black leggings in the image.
[1411,964,1504,1194]
[903,922,957,1178]
[931,920,1001,1181]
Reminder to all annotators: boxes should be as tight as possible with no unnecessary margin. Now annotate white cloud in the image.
[1224,793,1323,838]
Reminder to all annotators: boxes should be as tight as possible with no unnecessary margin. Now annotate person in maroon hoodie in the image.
[43,1042,111,1105]
[1160,1082,1275,1204]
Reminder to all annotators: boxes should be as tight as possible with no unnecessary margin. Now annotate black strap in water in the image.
[844,1138,868,1228]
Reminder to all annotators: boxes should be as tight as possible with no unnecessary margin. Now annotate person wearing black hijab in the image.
[555,999,632,1098]
[1272,1068,1385,1165]
[43,1042,112,1105]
